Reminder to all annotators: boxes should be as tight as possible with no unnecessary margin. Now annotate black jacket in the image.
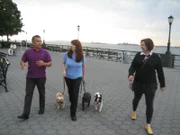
[128,52,165,88]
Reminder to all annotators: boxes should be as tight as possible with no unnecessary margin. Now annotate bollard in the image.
[123,51,130,64]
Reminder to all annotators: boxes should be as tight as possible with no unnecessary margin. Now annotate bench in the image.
[84,48,91,57]
[98,49,109,59]
[52,46,61,52]
[107,51,122,61]
[61,46,69,52]
[173,55,180,67]
[92,48,100,58]
[0,54,10,92]
[0,52,6,57]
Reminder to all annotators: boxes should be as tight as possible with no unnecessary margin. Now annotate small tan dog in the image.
[56,92,65,109]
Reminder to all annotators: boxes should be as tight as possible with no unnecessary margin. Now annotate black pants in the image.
[132,82,157,124]
[23,78,46,115]
[65,77,82,116]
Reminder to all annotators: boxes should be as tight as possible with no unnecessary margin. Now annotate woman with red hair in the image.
[62,40,86,121]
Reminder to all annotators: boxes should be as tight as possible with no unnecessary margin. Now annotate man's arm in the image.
[44,61,52,67]
[44,51,52,67]
[20,51,28,69]
[20,60,29,69]
[20,60,26,65]
[36,51,52,67]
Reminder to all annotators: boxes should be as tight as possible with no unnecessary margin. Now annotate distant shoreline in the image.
[9,39,180,47]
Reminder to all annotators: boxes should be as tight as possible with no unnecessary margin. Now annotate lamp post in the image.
[166,15,174,54]
[0,28,3,40]
[42,29,46,48]
[0,28,3,48]
[77,25,80,40]
[25,32,27,50]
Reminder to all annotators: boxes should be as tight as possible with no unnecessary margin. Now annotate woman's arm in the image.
[82,63,86,78]
[82,55,86,81]
[156,55,165,88]
[128,52,139,77]
[62,52,67,77]
[128,52,139,82]
[62,61,66,76]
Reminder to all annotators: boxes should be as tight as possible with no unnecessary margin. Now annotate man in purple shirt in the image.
[18,35,52,120]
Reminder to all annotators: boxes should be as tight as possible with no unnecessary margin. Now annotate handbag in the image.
[129,54,152,91]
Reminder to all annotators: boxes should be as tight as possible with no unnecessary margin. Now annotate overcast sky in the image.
[11,0,180,46]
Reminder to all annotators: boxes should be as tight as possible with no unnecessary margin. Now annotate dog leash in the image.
[80,80,86,94]
[62,77,66,94]
[83,81,86,93]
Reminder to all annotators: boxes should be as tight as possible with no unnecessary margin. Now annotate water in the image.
[46,40,180,55]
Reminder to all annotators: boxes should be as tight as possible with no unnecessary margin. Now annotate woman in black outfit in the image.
[128,38,165,135]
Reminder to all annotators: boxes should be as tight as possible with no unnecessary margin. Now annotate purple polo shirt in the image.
[22,48,52,78]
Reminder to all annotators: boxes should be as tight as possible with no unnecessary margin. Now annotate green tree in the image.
[0,0,23,41]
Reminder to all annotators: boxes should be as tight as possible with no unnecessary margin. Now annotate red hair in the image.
[68,40,83,62]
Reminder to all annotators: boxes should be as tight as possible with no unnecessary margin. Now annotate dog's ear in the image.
[99,95,102,102]
[94,94,98,99]
[94,96,97,101]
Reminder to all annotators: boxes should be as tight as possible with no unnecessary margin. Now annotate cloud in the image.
[11,0,180,46]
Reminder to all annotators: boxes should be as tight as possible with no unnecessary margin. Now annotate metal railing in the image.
[41,44,179,68]
[173,55,180,67]
[13,43,180,68]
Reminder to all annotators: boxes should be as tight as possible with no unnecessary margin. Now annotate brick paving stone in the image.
[127,128,139,134]
[33,129,45,135]
[45,129,58,135]
[0,48,179,135]
[69,129,81,135]
[9,129,22,135]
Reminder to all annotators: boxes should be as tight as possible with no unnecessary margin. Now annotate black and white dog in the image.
[82,92,91,111]
[94,92,103,112]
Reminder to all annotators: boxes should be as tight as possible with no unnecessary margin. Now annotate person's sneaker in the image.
[71,116,77,121]
[17,114,29,120]
[131,112,136,120]
[38,109,44,114]
[145,125,153,135]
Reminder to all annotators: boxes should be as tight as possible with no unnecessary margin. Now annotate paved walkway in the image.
[0,48,180,135]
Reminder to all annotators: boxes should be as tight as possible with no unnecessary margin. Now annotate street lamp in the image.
[25,32,27,50]
[77,25,80,40]
[0,28,4,42]
[42,29,46,48]
[166,15,174,54]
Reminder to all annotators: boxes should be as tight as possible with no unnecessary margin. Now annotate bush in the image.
[1,42,11,48]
